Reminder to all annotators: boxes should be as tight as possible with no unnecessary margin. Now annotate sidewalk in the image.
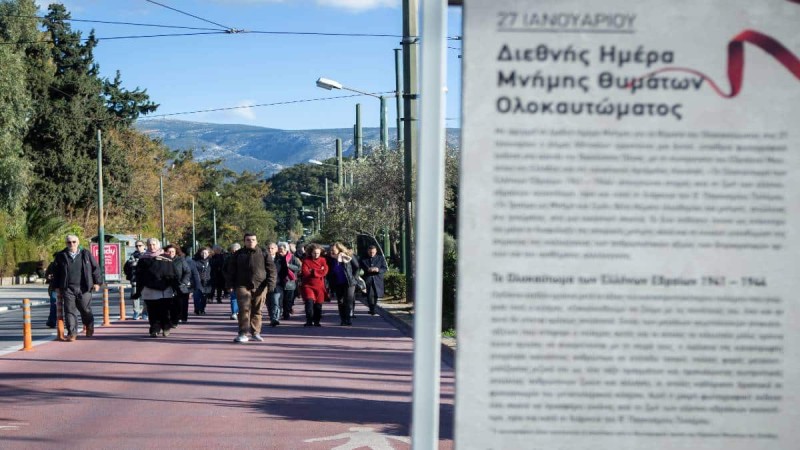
[0,301,454,449]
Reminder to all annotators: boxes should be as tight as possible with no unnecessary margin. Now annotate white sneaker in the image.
[230,313,238,320]
[233,334,249,343]
[251,334,264,342]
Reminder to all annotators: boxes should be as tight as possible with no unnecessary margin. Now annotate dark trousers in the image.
[366,286,379,314]
[193,289,207,313]
[304,300,322,325]
[333,284,355,324]
[47,289,57,327]
[62,287,93,336]
[281,288,295,319]
[213,286,224,302]
[171,293,189,325]
[144,299,171,333]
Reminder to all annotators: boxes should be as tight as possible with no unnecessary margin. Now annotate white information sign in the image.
[456,1,800,449]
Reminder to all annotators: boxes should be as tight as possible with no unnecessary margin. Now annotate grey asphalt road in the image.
[0,284,133,354]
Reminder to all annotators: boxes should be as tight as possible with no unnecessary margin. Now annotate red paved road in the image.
[0,302,454,449]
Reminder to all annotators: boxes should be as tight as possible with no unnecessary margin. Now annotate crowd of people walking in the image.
[47,233,388,343]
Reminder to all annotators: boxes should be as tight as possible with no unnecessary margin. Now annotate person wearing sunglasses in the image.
[52,235,101,341]
[124,240,147,320]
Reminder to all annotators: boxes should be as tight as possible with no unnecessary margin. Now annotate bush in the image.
[383,268,407,299]
[442,233,457,331]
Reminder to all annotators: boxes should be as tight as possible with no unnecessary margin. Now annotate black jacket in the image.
[53,248,102,292]
[133,255,177,298]
[172,256,192,294]
[326,254,361,288]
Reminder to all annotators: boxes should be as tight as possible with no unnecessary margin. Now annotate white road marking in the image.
[304,427,410,450]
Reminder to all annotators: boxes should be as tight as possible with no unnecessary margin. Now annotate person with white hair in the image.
[132,238,178,337]
[52,234,101,341]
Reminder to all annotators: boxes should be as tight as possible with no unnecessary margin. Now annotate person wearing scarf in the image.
[132,238,177,337]
[277,242,301,320]
[326,242,361,326]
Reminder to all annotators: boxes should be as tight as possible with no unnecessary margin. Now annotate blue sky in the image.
[37,0,462,130]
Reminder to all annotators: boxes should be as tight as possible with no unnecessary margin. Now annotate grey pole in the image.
[191,196,196,257]
[336,138,343,187]
[159,174,166,246]
[394,48,404,147]
[96,130,105,285]
[355,103,363,159]
[324,178,329,209]
[402,0,419,300]
[412,1,447,446]
[380,96,388,149]
[213,207,217,246]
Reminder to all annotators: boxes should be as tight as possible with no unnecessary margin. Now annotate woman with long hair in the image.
[326,242,360,326]
[300,243,328,327]
[164,245,191,327]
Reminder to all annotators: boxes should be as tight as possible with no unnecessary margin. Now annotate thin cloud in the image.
[229,100,258,121]
[317,0,399,12]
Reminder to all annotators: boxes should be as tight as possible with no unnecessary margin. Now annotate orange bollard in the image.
[119,285,127,321]
[21,298,33,351]
[102,288,111,326]
[56,294,65,341]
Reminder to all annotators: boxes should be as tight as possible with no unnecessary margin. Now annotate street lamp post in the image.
[316,77,388,150]
[159,174,166,245]
[96,130,105,285]
[212,191,220,246]
[191,196,196,257]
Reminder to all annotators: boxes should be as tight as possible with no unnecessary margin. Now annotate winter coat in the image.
[133,255,177,298]
[359,254,388,298]
[172,256,192,294]
[210,253,226,289]
[194,256,212,292]
[225,247,277,293]
[326,254,360,288]
[186,258,202,290]
[52,248,102,293]
[300,255,328,288]
[275,253,302,290]
[123,250,143,282]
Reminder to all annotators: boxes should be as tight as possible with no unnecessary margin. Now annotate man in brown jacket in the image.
[225,233,277,343]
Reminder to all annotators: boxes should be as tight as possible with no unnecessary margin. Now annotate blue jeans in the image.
[193,289,207,313]
[47,289,57,327]
[268,286,283,322]
[230,289,238,314]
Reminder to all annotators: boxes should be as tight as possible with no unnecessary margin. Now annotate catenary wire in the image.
[143,0,234,31]
[139,92,396,119]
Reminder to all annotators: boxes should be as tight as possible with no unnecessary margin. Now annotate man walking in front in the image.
[226,233,276,343]
[53,235,101,341]
[359,244,388,316]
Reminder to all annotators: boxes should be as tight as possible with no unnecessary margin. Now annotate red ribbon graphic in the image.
[633,1,800,98]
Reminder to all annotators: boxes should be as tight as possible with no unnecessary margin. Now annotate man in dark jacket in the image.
[225,233,277,343]
[53,235,101,341]
[359,245,388,315]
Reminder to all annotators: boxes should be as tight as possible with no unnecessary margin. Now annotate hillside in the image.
[136,119,461,175]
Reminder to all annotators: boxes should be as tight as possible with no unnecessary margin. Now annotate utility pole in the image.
[159,175,166,245]
[402,0,418,298]
[191,196,196,257]
[380,96,388,149]
[213,207,217,246]
[96,130,105,285]
[355,103,363,159]
[394,48,404,147]
[336,138,343,187]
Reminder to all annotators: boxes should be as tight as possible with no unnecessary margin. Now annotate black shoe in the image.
[314,323,321,327]
[149,331,158,337]
[270,320,279,327]
[86,324,94,337]
[304,322,313,327]
[345,320,352,326]
[46,323,56,328]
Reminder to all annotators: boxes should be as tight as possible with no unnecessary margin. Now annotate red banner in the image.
[91,243,121,281]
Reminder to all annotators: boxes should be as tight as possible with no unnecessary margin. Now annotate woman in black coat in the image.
[165,245,192,327]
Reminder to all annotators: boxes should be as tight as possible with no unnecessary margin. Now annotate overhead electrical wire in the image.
[143,0,233,31]
[139,91,397,120]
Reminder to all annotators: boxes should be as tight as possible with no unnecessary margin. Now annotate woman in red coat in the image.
[300,244,329,326]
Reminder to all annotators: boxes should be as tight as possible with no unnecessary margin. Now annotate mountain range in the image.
[136,119,461,175]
